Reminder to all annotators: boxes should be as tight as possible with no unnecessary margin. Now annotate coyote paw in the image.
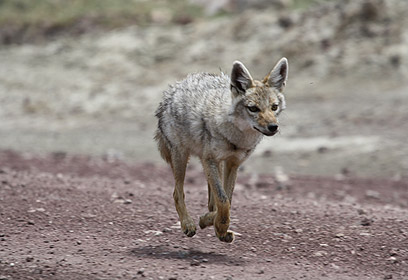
[181,219,196,237]
[199,212,215,229]
[217,230,235,243]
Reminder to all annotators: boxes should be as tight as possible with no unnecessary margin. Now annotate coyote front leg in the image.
[171,150,196,237]
[201,158,234,243]
[199,162,223,230]
[199,160,239,230]
[223,159,240,202]
[207,162,223,212]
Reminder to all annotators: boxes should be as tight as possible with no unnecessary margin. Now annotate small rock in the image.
[341,167,350,176]
[162,228,172,233]
[330,263,340,270]
[389,249,398,256]
[384,274,393,279]
[26,256,34,262]
[123,199,132,205]
[357,209,366,215]
[317,146,328,153]
[278,15,293,29]
[335,233,345,238]
[190,259,200,266]
[255,181,270,188]
[360,217,373,226]
[262,150,273,157]
[387,256,398,263]
[365,190,380,199]
[76,240,82,245]
[313,251,327,257]
[27,220,35,225]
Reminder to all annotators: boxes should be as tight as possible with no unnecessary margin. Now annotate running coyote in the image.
[155,58,288,242]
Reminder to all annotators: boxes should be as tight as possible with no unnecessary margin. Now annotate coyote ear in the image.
[264,57,288,92]
[230,61,254,95]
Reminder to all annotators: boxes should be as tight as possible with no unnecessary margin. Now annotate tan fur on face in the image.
[245,80,278,127]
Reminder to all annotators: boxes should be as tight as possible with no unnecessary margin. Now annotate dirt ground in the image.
[1,0,408,279]
[1,151,407,280]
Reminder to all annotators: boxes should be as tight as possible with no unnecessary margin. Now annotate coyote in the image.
[155,58,288,243]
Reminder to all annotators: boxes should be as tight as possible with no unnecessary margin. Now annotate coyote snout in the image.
[254,123,278,136]
[155,57,289,242]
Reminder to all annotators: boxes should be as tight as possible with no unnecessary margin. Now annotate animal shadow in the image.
[130,245,243,266]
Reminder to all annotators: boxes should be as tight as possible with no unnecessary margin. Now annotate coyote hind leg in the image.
[171,150,196,237]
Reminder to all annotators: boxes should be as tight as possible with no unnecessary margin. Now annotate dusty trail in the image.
[0,151,407,279]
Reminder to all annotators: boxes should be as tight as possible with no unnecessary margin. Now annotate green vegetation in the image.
[291,0,334,10]
[0,0,334,43]
[0,0,203,28]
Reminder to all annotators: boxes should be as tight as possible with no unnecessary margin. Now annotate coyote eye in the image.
[247,106,260,113]
[271,104,279,111]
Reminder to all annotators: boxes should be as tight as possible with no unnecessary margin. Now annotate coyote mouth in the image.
[253,127,277,137]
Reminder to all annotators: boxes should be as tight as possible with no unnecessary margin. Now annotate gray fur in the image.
[155,71,262,161]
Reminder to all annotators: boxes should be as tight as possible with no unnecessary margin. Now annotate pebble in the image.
[389,249,398,256]
[162,228,172,233]
[360,217,373,226]
[313,251,327,257]
[190,259,200,266]
[330,263,340,270]
[365,190,380,199]
[357,209,366,215]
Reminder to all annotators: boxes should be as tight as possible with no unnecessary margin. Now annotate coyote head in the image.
[229,58,288,136]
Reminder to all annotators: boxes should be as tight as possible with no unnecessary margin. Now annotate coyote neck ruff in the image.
[155,58,288,243]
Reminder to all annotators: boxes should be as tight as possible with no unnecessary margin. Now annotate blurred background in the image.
[0,0,407,177]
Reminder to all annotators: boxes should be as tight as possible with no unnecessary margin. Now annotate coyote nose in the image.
[267,124,278,133]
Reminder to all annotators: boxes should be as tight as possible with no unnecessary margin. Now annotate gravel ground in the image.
[1,151,407,279]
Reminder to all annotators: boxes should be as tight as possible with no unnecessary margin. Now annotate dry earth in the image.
[1,1,408,279]
[1,151,408,280]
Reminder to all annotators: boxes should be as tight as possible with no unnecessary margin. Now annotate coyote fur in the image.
[155,58,288,243]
